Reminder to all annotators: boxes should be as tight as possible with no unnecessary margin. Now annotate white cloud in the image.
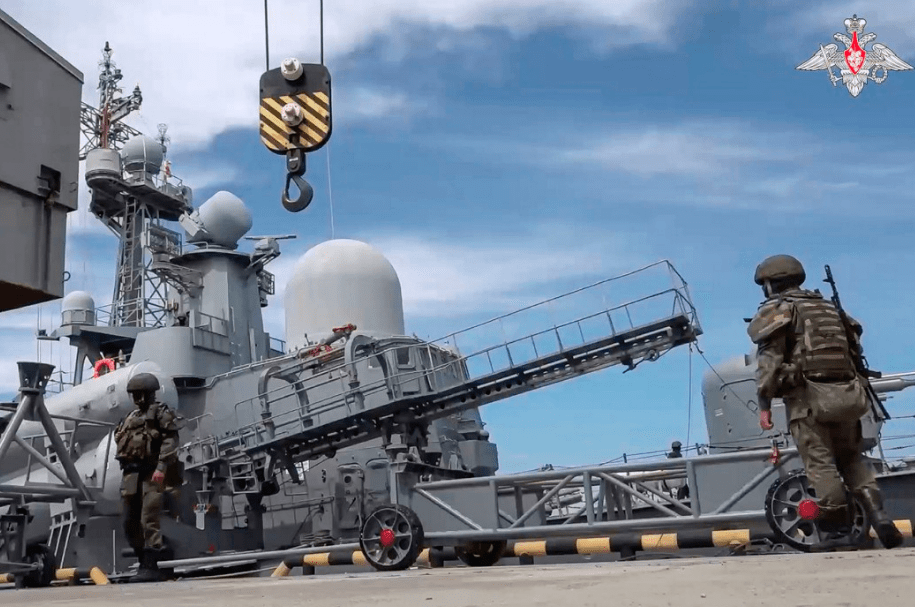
[336,87,425,122]
[556,119,816,177]
[3,1,695,152]
[368,228,641,317]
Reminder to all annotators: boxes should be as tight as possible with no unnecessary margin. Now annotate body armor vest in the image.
[781,290,857,381]
[115,405,164,465]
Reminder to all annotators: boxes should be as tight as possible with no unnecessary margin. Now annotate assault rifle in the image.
[823,264,890,419]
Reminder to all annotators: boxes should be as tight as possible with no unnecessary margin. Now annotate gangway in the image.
[212,260,701,464]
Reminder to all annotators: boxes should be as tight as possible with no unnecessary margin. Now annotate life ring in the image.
[93,358,116,378]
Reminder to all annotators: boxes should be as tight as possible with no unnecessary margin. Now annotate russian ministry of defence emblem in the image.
[796,15,912,97]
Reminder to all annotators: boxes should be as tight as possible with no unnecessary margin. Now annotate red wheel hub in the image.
[798,499,820,520]
[379,528,396,547]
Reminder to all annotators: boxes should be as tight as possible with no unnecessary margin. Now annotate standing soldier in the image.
[115,372,181,581]
[746,255,903,551]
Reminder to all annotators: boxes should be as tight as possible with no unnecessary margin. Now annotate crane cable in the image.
[264,0,335,238]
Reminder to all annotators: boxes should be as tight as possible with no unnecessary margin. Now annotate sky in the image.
[3,0,915,473]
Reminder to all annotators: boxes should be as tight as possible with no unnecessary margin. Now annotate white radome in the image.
[61,290,95,312]
[284,239,405,348]
[61,290,96,326]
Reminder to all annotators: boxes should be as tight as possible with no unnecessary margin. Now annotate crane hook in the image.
[282,173,314,212]
[282,149,314,212]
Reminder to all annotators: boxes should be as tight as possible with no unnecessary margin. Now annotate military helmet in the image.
[754,254,806,286]
[126,372,160,394]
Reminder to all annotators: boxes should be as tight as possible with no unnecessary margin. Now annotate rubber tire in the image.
[359,504,424,572]
[22,544,56,588]
[764,468,870,553]
[455,540,506,567]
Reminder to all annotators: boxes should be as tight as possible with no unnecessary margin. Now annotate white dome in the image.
[61,290,95,312]
[121,135,164,174]
[61,291,96,326]
[194,191,253,248]
[284,239,405,348]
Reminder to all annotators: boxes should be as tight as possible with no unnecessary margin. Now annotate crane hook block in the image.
[259,62,332,155]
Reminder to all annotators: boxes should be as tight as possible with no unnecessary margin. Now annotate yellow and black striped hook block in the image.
[259,59,332,212]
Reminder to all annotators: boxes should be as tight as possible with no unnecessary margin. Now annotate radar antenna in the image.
[78,42,143,160]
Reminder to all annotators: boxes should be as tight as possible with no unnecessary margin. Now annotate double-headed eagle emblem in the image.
[797,15,912,97]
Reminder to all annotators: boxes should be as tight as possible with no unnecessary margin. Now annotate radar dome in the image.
[285,239,405,348]
[194,191,253,248]
[121,135,165,175]
[61,291,96,326]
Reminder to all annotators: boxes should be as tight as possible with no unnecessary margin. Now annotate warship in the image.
[1,5,914,589]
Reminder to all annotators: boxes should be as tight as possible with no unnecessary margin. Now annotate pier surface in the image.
[2,548,914,606]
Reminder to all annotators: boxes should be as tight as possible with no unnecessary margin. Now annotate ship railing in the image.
[191,310,230,336]
[268,336,286,355]
[225,260,700,454]
[89,297,177,329]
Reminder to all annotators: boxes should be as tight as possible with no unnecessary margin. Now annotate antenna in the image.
[156,123,170,157]
[81,43,191,329]
[78,42,143,159]
[243,234,297,241]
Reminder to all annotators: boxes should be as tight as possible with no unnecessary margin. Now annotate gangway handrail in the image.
[225,312,698,460]
[228,303,691,426]
[429,259,696,343]
[224,272,699,420]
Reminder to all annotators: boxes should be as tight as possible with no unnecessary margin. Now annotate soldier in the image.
[114,372,180,581]
[747,255,903,551]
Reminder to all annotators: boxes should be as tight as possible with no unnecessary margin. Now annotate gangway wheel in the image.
[22,544,56,588]
[764,469,870,552]
[359,504,424,571]
[455,540,506,567]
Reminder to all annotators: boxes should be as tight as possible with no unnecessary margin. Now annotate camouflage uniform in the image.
[114,372,180,579]
[747,255,902,550]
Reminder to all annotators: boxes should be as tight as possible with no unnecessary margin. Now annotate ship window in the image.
[395,347,413,367]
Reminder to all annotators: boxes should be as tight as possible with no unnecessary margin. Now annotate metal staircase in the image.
[112,195,144,327]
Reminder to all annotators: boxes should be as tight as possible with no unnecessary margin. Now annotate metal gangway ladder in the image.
[215,260,702,464]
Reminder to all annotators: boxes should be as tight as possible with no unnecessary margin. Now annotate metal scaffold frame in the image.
[0,362,112,586]
[403,446,800,544]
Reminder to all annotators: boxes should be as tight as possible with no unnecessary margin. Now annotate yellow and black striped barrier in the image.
[870,519,914,540]
[272,547,444,576]
[0,566,109,587]
[270,529,762,576]
[269,520,915,576]
[509,528,761,561]
[54,567,109,585]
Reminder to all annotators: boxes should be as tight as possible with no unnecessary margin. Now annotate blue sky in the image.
[4,1,915,472]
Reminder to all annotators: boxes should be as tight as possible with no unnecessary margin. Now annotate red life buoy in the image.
[93,358,116,378]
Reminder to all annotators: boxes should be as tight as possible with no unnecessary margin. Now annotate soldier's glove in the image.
[759,410,774,430]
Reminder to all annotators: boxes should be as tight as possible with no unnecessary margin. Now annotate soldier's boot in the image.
[809,505,859,553]
[149,545,175,581]
[131,550,161,583]
[858,487,904,549]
